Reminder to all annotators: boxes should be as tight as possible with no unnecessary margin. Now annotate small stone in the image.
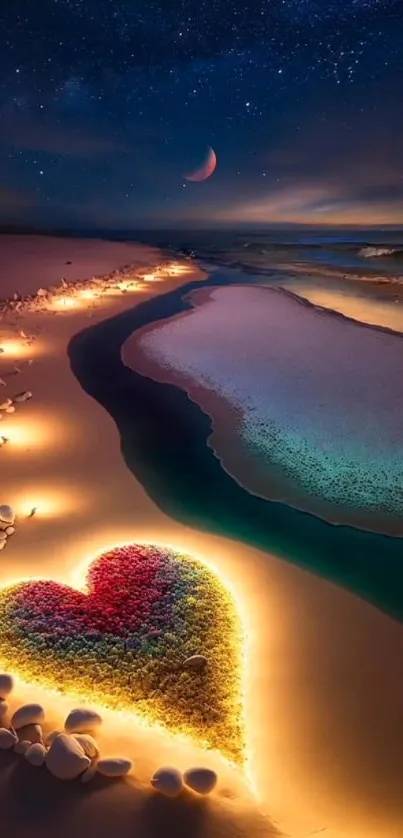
[5,406,15,414]
[81,763,98,784]
[46,734,90,780]
[64,708,102,734]
[0,728,17,749]
[183,655,207,670]
[25,743,46,766]
[11,703,45,729]
[0,542,5,551]
[183,767,218,795]
[96,758,132,778]
[72,734,99,760]
[0,673,14,698]
[13,391,32,404]
[0,506,15,525]
[5,527,14,536]
[46,730,61,746]
[151,767,183,798]
[0,400,12,410]
[14,739,31,755]
[17,724,44,744]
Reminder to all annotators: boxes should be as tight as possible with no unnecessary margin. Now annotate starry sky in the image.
[1,0,402,229]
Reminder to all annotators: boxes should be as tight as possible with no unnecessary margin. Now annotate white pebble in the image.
[0,728,17,749]
[11,703,45,729]
[13,391,32,404]
[96,758,132,778]
[5,527,15,536]
[183,767,218,795]
[0,400,12,410]
[5,406,15,414]
[46,734,90,780]
[0,674,14,698]
[64,708,102,734]
[17,724,44,744]
[14,739,31,755]
[81,763,98,784]
[46,730,61,746]
[25,743,46,767]
[151,767,183,798]
[72,734,99,759]
[0,506,15,525]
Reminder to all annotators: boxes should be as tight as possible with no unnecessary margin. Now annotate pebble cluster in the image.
[0,505,16,552]
[0,673,218,792]
[0,544,244,763]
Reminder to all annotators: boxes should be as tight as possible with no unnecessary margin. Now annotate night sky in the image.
[1,0,402,228]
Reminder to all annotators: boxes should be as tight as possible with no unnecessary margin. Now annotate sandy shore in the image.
[1,237,403,837]
[0,234,162,300]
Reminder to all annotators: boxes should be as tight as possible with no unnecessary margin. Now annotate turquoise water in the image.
[69,270,403,622]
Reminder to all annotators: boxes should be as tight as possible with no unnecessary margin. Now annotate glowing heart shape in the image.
[0,544,244,763]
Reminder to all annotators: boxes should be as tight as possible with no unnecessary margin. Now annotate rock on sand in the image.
[64,708,102,734]
[96,758,132,778]
[11,703,45,729]
[151,767,183,798]
[46,734,90,780]
[183,767,218,795]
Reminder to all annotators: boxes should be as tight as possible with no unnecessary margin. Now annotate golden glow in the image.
[118,281,142,292]
[142,272,160,282]
[14,486,87,519]
[168,263,191,275]
[0,340,33,359]
[78,289,98,300]
[51,295,77,310]
[281,282,403,334]
[0,414,69,453]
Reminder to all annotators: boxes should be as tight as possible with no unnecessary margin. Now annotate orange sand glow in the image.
[13,484,89,519]
[0,339,40,358]
[2,244,403,837]
[0,412,73,453]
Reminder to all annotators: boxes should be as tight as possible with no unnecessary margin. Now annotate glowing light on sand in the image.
[14,486,86,519]
[0,340,33,359]
[0,414,69,453]
[78,289,98,300]
[168,263,191,275]
[51,295,77,310]
[142,273,160,282]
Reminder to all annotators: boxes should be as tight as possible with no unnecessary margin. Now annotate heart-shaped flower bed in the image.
[0,543,244,763]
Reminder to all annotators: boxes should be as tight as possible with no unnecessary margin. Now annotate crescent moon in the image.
[185,146,217,182]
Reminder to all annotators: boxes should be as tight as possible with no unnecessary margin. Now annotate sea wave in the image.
[358,246,403,258]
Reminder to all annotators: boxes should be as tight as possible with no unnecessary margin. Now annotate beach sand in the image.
[1,235,403,837]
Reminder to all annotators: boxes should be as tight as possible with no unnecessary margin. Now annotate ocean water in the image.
[129,226,403,278]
